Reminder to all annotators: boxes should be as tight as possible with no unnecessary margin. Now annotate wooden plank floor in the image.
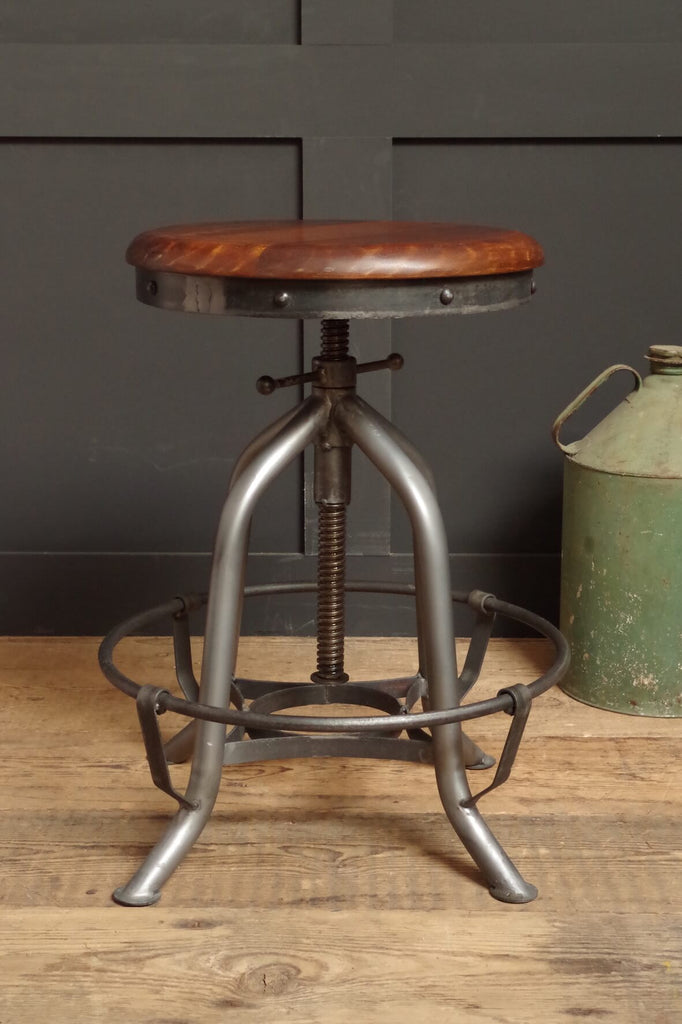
[1,635,680,1023]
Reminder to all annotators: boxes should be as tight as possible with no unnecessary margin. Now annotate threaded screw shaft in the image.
[314,503,348,681]
[320,319,350,361]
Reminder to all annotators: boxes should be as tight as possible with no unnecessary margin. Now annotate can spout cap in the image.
[647,345,682,374]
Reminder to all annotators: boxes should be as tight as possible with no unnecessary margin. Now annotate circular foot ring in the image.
[99,583,569,735]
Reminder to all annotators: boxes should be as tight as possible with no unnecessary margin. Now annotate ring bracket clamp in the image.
[136,684,198,810]
[465,683,532,806]
[458,592,497,699]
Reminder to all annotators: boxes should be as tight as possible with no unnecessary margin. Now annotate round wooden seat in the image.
[126,220,543,280]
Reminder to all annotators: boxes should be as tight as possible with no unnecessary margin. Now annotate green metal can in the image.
[553,346,682,716]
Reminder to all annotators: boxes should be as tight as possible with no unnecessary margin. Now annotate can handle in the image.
[552,364,642,454]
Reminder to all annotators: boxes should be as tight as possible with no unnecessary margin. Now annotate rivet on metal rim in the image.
[146,280,158,296]
[273,291,291,308]
[439,287,454,305]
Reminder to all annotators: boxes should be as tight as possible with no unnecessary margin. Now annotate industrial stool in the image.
[100,221,569,907]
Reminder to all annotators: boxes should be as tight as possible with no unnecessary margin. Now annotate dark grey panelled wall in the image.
[0,2,680,634]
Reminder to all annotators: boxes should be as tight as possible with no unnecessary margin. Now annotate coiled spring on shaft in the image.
[320,319,350,361]
[315,503,348,681]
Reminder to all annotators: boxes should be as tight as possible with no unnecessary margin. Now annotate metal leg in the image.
[229,402,304,487]
[163,720,196,764]
[462,733,495,770]
[113,396,327,906]
[377,420,436,678]
[335,395,537,902]
[162,402,305,768]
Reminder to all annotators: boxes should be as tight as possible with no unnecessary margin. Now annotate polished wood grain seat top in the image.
[126,220,543,281]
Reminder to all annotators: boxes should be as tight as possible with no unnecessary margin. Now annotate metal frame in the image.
[100,342,569,907]
[135,267,535,319]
